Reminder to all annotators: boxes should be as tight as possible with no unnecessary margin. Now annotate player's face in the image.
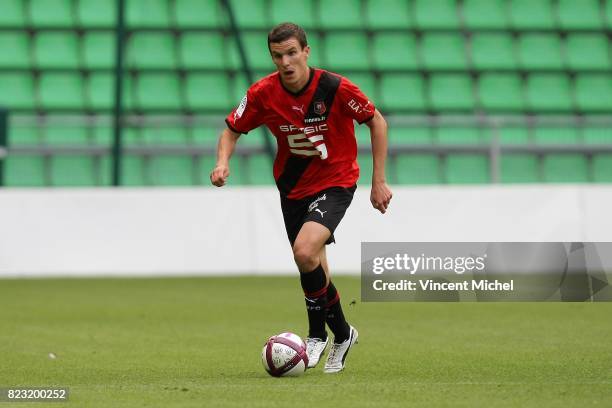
[269,37,310,90]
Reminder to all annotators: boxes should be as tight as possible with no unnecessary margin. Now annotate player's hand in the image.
[210,164,230,187]
[370,181,392,214]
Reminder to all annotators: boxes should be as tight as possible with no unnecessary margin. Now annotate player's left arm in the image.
[366,109,393,214]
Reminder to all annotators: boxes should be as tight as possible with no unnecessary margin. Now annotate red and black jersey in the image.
[225,68,375,199]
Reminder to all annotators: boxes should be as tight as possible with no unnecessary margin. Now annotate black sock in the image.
[325,281,350,343]
[299,264,328,340]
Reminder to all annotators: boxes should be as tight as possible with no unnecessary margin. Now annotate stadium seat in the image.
[241,33,275,71]
[231,0,269,29]
[192,126,220,146]
[0,73,36,110]
[197,155,218,183]
[0,32,31,68]
[184,73,232,111]
[390,127,433,145]
[565,34,611,71]
[0,0,26,27]
[365,0,412,29]
[236,127,266,147]
[82,32,115,69]
[142,126,188,145]
[470,34,516,70]
[429,74,475,111]
[509,0,555,29]
[395,154,442,184]
[179,33,226,69]
[51,156,98,186]
[127,33,176,69]
[77,0,116,27]
[494,127,530,144]
[121,156,147,185]
[462,0,508,29]
[592,155,612,182]
[318,0,364,29]
[583,127,612,144]
[34,32,80,68]
[39,73,85,110]
[421,33,467,70]
[136,74,182,111]
[4,157,47,186]
[478,74,524,111]
[270,0,315,28]
[86,73,113,110]
[575,74,612,111]
[526,74,573,112]
[557,0,603,29]
[518,34,563,70]
[149,157,194,186]
[29,0,74,27]
[542,155,589,182]
[346,73,377,101]
[414,0,459,29]
[8,125,41,146]
[354,124,371,146]
[379,74,426,111]
[357,153,373,186]
[324,33,370,70]
[174,0,226,28]
[436,127,484,144]
[534,127,578,144]
[305,33,321,68]
[607,0,612,28]
[445,155,490,184]
[372,33,418,70]
[126,0,170,27]
[244,154,274,185]
[44,124,89,145]
[500,155,540,183]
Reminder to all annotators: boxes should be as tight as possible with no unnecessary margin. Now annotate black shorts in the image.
[280,185,357,247]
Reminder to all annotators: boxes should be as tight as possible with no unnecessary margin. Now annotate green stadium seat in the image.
[421,33,467,70]
[379,74,426,111]
[126,0,170,27]
[478,74,524,111]
[29,0,74,27]
[149,157,194,186]
[231,0,269,29]
[565,34,611,71]
[83,32,115,69]
[121,156,147,185]
[357,153,373,186]
[174,0,226,28]
[429,74,475,111]
[324,33,370,70]
[0,32,31,68]
[185,73,231,111]
[127,33,176,69]
[583,127,612,144]
[494,127,530,144]
[179,33,225,69]
[500,155,539,183]
[39,73,85,110]
[365,0,412,29]
[8,125,41,146]
[0,74,36,110]
[86,73,113,110]
[390,127,433,144]
[414,0,459,29]
[354,124,370,145]
[305,33,321,68]
[372,33,418,70]
[558,0,603,29]
[470,34,516,70]
[244,154,274,185]
[4,157,47,186]
[592,155,612,182]
[509,0,555,29]
[445,155,490,184]
[241,33,275,71]
[436,127,484,144]
[237,127,266,147]
[270,0,315,28]
[122,127,144,146]
[607,0,612,28]
[526,74,573,112]
[575,74,612,111]
[142,127,188,145]
[231,73,251,104]
[542,155,589,182]
[396,154,442,184]
[518,34,563,70]
[534,127,578,144]
[44,124,89,145]
[136,74,182,111]
[463,0,508,29]
[197,155,218,184]
[319,0,363,29]
[34,32,80,69]
[0,0,26,27]
[192,126,220,146]
[77,0,116,27]
[346,73,377,101]
[51,157,98,186]
[92,126,113,146]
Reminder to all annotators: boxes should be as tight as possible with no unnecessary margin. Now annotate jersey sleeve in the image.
[337,77,376,124]
[225,85,264,134]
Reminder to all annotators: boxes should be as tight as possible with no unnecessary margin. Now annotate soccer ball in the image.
[261,332,308,377]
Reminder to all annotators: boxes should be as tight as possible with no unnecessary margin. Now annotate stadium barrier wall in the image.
[0,185,611,277]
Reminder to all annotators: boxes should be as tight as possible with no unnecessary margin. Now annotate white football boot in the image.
[324,325,358,373]
[305,336,329,368]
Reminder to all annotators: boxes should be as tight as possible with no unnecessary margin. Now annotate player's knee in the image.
[292,243,318,271]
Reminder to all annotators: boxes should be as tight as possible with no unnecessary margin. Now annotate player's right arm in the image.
[210,128,240,187]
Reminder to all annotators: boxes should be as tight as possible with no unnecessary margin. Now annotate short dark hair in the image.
[267,22,307,52]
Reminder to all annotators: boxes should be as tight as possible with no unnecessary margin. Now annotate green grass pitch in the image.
[1,276,611,407]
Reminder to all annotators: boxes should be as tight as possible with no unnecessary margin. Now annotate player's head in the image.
[267,23,310,89]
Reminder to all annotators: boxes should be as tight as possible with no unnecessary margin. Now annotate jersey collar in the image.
[278,67,316,97]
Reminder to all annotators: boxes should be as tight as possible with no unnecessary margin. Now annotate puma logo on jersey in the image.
[314,209,327,218]
[292,105,304,115]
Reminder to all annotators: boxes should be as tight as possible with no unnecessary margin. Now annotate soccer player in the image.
[210,22,392,373]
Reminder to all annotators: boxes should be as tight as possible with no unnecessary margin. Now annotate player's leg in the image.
[318,247,351,343]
